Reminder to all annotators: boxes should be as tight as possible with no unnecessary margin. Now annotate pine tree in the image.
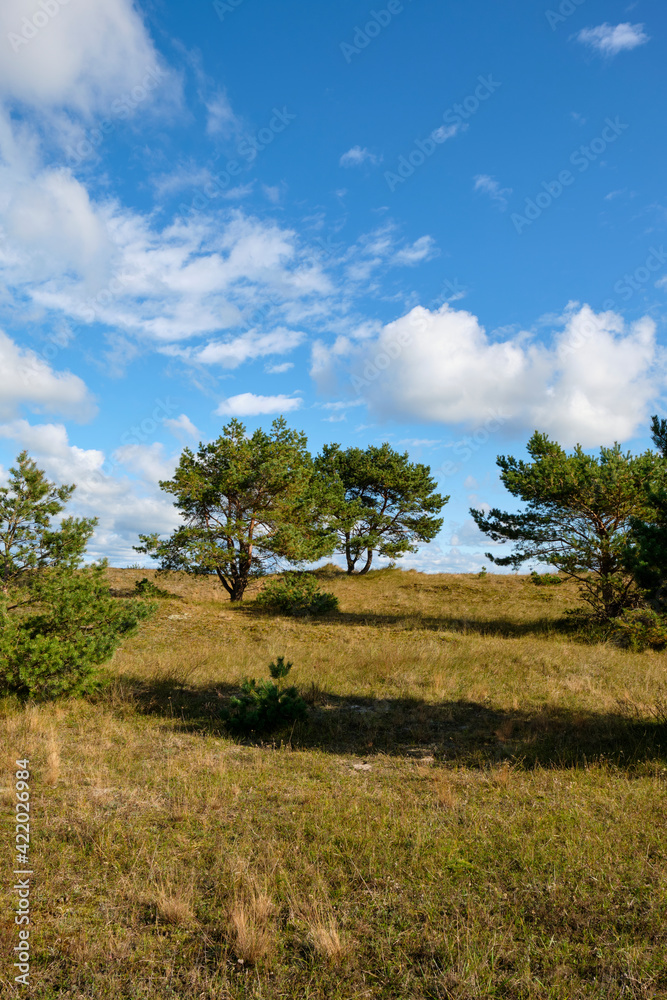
[314,443,448,575]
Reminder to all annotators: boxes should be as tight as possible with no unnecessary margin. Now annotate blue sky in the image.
[0,0,666,570]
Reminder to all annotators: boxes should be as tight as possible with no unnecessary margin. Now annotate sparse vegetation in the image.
[1,566,665,998]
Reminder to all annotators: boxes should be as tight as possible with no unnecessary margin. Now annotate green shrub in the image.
[609,608,667,652]
[134,577,173,598]
[530,570,562,586]
[255,573,338,616]
[224,657,308,734]
[0,565,155,699]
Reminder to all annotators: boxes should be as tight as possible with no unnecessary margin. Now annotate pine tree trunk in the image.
[358,548,373,575]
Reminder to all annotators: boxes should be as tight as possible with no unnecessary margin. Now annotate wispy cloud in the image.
[339,146,381,168]
[576,22,650,56]
[473,174,512,210]
[432,123,465,143]
[392,235,438,265]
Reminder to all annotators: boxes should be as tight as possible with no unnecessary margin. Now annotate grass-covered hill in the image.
[1,566,666,998]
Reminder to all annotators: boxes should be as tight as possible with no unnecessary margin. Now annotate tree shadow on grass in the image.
[110,675,667,771]
[233,602,574,640]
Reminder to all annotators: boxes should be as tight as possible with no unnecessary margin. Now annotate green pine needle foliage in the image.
[255,573,339,616]
[0,564,155,699]
[224,657,307,734]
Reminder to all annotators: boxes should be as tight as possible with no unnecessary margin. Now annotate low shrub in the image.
[134,577,173,598]
[530,570,562,586]
[224,657,308,735]
[256,573,338,616]
[609,608,667,652]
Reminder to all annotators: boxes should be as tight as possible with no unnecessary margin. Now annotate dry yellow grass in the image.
[0,566,666,998]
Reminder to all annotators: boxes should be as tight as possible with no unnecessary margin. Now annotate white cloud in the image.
[331,303,662,447]
[432,123,464,143]
[205,90,241,138]
[576,22,649,56]
[113,442,178,485]
[4,168,113,287]
[15,206,334,342]
[0,0,173,116]
[170,327,305,368]
[265,361,294,374]
[0,419,180,564]
[163,413,200,441]
[473,174,512,210]
[0,330,95,421]
[392,235,438,266]
[215,393,303,417]
[339,146,380,168]
[342,224,438,282]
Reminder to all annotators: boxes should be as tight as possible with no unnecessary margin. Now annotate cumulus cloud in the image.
[4,169,114,287]
[113,442,178,485]
[576,23,650,56]
[339,146,380,168]
[0,0,174,116]
[215,393,303,417]
[0,418,180,563]
[0,330,95,421]
[327,303,662,446]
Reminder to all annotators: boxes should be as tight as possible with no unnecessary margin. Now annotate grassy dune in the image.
[1,567,666,998]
